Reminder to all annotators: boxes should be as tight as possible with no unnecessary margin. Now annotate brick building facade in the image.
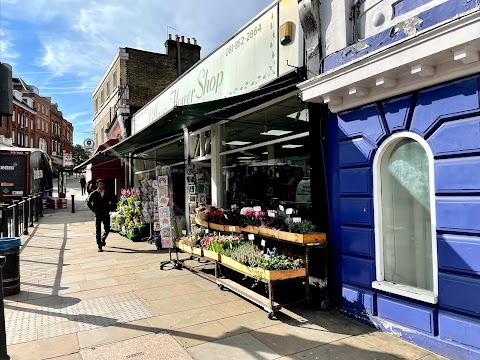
[0,77,73,167]
[92,35,201,148]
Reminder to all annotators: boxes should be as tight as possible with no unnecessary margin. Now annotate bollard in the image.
[71,195,75,213]
[0,256,11,360]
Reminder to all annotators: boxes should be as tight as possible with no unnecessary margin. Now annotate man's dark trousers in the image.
[95,212,110,247]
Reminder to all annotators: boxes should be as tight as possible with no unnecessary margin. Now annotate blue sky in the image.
[0,0,272,145]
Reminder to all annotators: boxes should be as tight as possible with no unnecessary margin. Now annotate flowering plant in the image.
[201,234,244,253]
[239,207,265,227]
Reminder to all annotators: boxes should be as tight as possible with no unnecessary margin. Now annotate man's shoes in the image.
[102,240,106,247]
[98,247,103,252]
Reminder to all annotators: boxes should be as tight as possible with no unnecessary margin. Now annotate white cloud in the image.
[0,28,20,65]
[30,0,272,81]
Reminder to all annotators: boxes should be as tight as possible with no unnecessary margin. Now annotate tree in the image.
[72,144,92,168]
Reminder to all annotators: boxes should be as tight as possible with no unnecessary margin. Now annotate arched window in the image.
[372,132,438,304]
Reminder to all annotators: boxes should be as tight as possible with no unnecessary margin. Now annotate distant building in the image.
[0,76,74,173]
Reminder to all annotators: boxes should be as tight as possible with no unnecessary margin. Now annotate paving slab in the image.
[187,332,280,360]
[253,321,352,356]
[170,320,231,348]
[80,332,193,360]
[8,333,79,360]
[293,336,399,360]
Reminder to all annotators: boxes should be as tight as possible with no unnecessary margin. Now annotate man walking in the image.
[87,179,116,252]
[80,175,86,195]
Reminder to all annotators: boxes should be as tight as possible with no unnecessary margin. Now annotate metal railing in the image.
[0,194,43,238]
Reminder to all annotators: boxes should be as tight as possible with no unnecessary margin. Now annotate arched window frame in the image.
[372,131,438,304]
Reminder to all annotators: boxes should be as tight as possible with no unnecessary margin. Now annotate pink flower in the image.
[126,189,131,196]
[121,189,127,196]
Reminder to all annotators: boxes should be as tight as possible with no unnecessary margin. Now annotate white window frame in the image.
[372,131,438,304]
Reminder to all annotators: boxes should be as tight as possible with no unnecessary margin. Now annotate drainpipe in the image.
[176,35,182,77]
[350,0,366,45]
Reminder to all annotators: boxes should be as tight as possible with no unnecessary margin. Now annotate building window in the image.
[37,118,40,130]
[25,117,29,128]
[12,131,15,144]
[106,81,110,98]
[101,90,104,105]
[95,97,98,113]
[372,132,438,304]
[112,70,117,89]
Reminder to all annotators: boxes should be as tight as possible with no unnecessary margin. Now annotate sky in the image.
[0,0,273,145]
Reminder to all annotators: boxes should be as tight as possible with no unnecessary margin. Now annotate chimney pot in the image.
[168,33,172,40]
[181,35,185,42]
[187,37,190,43]
[175,34,179,41]
[193,38,197,45]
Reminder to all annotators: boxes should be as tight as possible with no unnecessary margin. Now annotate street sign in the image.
[63,153,73,167]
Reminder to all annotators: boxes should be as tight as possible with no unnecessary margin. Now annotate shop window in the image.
[372,132,438,303]
[221,137,311,219]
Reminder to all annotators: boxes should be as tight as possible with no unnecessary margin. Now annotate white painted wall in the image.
[321,0,351,56]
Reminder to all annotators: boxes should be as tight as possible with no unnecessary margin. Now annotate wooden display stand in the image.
[177,217,328,318]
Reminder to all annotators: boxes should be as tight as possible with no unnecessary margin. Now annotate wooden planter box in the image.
[209,223,225,232]
[194,217,209,228]
[219,256,306,281]
[203,249,221,261]
[224,225,241,233]
[240,225,259,234]
[176,242,204,257]
[259,227,280,239]
[277,231,327,244]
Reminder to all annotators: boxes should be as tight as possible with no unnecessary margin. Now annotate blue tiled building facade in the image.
[299,0,480,358]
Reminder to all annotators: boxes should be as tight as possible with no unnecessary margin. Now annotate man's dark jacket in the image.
[87,189,116,215]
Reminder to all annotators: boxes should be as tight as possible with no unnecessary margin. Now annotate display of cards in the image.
[198,193,207,203]
[140,179,148,187]
[158,207,170,217]
[157,175,168,186]
[159,196,169,206]
[161,237,174,248]
[196,183,205,193]
[153,222,161,231]
[160,217,171,228]
[158,185,168,196]
[161,227,172,238]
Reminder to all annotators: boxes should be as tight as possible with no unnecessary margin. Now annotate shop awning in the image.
[103,71,302,157]
[74,70,302,170]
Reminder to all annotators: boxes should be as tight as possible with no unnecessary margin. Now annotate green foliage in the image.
[253,254,303,270]
[72,144,92,168]
[288,220,316,234]
[229,242,263,266]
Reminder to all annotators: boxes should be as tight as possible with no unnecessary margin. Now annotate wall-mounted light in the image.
[280,21,293,45]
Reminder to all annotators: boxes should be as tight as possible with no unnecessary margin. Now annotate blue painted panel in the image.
[410,77,479,138]
[439,273,480,317]
[393,0,434,18]
[342,284,376,314]
[429,116,480,157]
[323,0,478,72]
[340,197,373,226]
[436,197,480,234]
[341,226,375,258]
[339,137,376,168]
[381,95,414,133]
[377,295,436,334]
[342,255,375,288]
[439,311,480,350]
[438,234,480,275]
[338,105,387,145]
[435,157,480,194]
[339,168,372,196]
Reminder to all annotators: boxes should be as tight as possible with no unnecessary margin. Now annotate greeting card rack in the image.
[151,165,181,270]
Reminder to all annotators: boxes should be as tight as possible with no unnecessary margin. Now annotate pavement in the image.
[1,177,448,360]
